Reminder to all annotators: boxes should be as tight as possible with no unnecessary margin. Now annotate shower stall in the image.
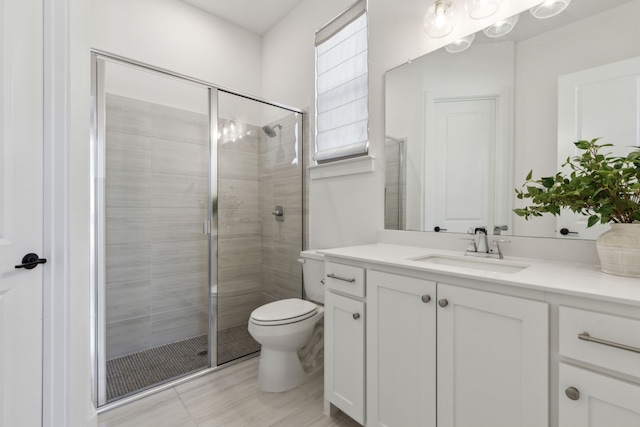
[91,52,304,407]
[384,136,406,230]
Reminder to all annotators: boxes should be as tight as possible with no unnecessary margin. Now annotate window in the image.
[315,0,368,164]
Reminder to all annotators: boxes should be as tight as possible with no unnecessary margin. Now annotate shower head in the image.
[262,124,282,138]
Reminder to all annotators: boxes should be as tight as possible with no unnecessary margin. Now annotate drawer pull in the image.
[326,273,356,283]
[353,313,361,320]
[421,295,431,303]
[578,332,640,354]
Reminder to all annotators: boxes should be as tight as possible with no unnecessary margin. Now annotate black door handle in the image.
[15,253,47,270]
[559,228,578,236]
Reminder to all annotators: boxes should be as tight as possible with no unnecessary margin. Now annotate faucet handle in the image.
[461,237,477,253]
[489,239,510,259]
[493,225,508,235]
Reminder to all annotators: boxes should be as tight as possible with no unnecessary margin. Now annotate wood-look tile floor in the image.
[98,357,361,427]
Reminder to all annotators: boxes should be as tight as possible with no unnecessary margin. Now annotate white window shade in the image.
[315,0,368,163]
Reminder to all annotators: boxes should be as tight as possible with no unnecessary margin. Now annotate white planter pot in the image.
[596,223,640,277]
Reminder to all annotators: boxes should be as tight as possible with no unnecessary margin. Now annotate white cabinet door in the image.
[560,363,640,427]
[437,284,548,427]
[325,291,365,425]
[366,270,436,427]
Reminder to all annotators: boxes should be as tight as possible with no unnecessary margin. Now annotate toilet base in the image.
[257,347,307,392]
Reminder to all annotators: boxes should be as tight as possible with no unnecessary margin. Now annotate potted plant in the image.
[514,138,640,277]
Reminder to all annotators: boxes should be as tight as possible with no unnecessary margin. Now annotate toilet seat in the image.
[250,298,318,326]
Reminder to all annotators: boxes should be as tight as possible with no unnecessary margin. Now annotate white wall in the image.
[263,0,542,249]
[261,0,360,249]
[90,0,263,96]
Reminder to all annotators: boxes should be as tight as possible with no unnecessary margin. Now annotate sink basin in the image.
[412,255,529,274]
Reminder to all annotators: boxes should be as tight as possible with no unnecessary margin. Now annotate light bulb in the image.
[482,13,519,37]
[529,0,571,19]
[424,0,459,38]
[445,33,476,53]
[465,0,502,20]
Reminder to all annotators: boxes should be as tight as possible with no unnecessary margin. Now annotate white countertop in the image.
[318,244,640,307]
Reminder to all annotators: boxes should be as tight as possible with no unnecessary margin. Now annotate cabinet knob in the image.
[421,295,431,303]
[353,313,360,320]
[438,299,449,307]
[565,387,580,401]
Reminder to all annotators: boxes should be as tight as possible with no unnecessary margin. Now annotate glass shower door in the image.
[94,56,214,405]
[216,91,304,365]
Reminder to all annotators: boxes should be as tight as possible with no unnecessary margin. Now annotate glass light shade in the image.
[445,33,476,53]
[424,0,459,38]
[529,0,571,19]
[465,0,501,20]
[482,14,519,37]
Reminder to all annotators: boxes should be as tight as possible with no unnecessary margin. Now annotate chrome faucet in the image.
[465,227,507,259]
[474,227,489,253]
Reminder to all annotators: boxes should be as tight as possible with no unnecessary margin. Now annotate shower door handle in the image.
[203,221,212,235]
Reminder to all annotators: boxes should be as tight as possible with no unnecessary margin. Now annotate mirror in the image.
[385,0,640,239]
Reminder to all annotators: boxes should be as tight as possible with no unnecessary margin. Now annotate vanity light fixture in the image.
[423,0,459,38]
[445,32,475,53]
[482,14,519,37]
[465,0,501,20]
[529,0,571,19]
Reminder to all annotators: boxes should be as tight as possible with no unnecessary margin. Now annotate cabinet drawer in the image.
[324,261,365,298]
[559,363,640,426]
[559,306,640,378]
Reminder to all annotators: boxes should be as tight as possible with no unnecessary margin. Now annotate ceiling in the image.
[180,0,304,35]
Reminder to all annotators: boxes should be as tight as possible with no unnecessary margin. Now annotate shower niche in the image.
[92,53,304,407]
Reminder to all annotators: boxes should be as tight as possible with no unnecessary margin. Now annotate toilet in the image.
[248,250,325,392]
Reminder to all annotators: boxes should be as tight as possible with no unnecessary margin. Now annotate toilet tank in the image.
[299,250,325,304]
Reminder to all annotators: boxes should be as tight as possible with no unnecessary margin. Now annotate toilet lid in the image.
[250,298,318,325]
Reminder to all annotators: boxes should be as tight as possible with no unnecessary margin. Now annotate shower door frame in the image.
[90,50,305,411]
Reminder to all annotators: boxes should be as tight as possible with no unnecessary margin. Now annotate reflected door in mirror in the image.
[425,96,499,233]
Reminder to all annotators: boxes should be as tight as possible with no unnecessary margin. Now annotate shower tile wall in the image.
[217,126,264,330]
[216,114,303,331]
[260,115,303,302]
[105,94,209,360]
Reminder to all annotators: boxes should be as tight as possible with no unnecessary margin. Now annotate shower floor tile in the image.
[217,323,261,364]
[106,324,260,402]
[106,334,209,402]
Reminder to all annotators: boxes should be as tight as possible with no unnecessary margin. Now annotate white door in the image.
[557,56,640,239]
[436,284,548,427]
[0,0,44,426]
[366,270,436,427]
[559,363,640,426]
[425,97,497,233]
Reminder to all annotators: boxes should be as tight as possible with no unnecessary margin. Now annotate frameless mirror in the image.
[385,0,640,239]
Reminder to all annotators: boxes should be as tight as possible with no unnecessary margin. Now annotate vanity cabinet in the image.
[436,283,549,427]
[324,262,366,425]
[363,270,548,427]
[366,270,436,427]
[558,306,640,426]
[559,364,640,426]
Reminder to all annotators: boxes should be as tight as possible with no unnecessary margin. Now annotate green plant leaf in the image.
[514,139,640,226]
